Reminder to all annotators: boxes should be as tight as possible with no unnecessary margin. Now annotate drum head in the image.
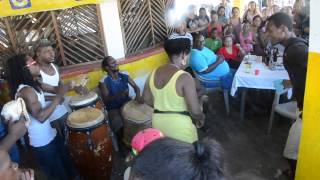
[121,101,153,123]
[67,107,104,129]
[69,92,98,107]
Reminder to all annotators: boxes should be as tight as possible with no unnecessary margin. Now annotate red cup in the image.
[255,69,260,75]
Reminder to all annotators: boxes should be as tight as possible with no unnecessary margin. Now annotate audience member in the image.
[190,34,232,90]
[243,1,261,24]
[207,10,223,38]
[239,20,254,54]
[169,21,193,45]
[197,7,210,37]
[205,28,222,53]
[215,0,232,19]
[217,6,228,26]
[229,7,242,43]
[217,35,245,69]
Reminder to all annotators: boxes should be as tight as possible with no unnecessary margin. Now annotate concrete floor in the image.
[20,89,292,180]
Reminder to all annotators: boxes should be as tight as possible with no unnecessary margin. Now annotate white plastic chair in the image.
[268,88,297,134]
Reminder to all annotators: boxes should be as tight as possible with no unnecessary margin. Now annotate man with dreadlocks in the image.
[6,54,78,180]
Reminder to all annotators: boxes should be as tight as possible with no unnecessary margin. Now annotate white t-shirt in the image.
[40,63,68,121]
[17,85,57,147]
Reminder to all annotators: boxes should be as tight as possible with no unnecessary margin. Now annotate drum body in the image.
[67,108,112,180]
[121,101,153,145]
[69,92,104,110]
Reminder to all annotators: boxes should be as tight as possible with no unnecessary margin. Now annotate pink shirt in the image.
[239,31,253,54]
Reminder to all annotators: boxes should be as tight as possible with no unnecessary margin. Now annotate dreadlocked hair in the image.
[6,54,41,99]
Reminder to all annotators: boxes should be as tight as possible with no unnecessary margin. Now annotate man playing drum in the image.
[99,56,143,152]
[6,54,77,180]
[34,39,87,139]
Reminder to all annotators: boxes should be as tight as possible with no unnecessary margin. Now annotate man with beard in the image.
[266,12,308,180]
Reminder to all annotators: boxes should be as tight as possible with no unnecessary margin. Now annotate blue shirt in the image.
[100,72,131,111]
[0,115,20,163]
[190,47,230,80]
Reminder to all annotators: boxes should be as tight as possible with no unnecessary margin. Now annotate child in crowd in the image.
[205,28,222,53]
[239,20,254,54]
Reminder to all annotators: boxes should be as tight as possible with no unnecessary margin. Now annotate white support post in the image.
[99,0,126,59]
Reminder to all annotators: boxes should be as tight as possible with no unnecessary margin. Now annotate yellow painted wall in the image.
[63,51,168,96]
[295,52,320,180]
[0,51,168,103]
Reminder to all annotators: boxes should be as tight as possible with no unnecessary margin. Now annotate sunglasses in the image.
[25,60,37,68]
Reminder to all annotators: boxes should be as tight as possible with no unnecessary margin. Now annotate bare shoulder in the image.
[177,72,195,85]
[18,87,37,100]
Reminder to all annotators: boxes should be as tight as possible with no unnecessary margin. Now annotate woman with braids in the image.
[6,54,77,180]
[128,137,226,180]
[143,38,205,144]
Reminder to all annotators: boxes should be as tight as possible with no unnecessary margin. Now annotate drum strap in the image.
[154,109,199,127]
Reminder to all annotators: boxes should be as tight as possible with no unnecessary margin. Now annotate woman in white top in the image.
[6,54,77,180]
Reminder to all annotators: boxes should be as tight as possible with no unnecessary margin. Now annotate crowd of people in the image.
[0,0,310,180]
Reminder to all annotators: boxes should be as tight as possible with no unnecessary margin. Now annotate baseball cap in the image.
[131,128,164,156]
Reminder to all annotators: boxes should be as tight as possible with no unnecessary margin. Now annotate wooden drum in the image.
[69,92,104,111]
[121,100,153,146]
[67,107,112,180]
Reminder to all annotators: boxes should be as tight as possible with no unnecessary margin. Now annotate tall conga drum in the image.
[69,91,104,111]
[121,100,153,146]
[67,107,112,180]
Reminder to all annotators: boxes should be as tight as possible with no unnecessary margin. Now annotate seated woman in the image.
[129,137,225,180]
[190,34,233,90]
[217,35,246,70]
[143,38,205,144]
[99,56,142,144]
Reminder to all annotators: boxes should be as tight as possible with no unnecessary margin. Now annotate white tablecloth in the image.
[231,56,290,96]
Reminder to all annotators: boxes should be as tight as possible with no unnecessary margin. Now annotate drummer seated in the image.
[190,34,233,90]
[99,56,143,133]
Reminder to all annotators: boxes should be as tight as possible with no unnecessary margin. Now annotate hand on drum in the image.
[134,95,144,104]
[56,83,70,97]
[74,86,89,96]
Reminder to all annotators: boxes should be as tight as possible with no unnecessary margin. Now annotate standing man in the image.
[266,12,308,180]
[34,39,85,139]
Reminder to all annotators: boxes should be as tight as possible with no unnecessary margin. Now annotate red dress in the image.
[217,45,241,69]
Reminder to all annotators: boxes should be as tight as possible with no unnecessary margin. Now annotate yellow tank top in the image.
[149,69,198,143]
